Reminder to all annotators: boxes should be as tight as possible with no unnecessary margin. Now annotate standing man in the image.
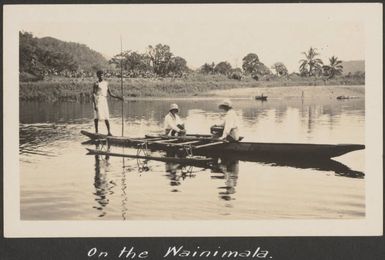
[215,99,240,142]
[92,70,123,136]
[164,103,186,136]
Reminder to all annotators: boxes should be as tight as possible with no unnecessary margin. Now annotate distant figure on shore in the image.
[212,99,241,142]
[164,103,186,136]
[92,70,123,135]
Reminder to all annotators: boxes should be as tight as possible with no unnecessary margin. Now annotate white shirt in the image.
[164,112,183,133]
[94,80,108,97]
[219,109,240,140]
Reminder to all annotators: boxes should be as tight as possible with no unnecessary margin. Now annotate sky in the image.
[16,4,365,72]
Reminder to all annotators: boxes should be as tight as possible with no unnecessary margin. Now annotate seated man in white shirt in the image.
[164,103,186,136]
[212,99,240,142]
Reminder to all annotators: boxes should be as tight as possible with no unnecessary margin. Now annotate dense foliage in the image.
[109,44,189,78]
[20,32,364,84]
[199,62,216,74]
[214,61,232,75]
[19,32,108,79]
[272,62,288,76]
[242,53,272,79]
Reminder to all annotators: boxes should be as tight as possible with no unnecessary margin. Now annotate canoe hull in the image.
[80,130,364,159]
[201,142,365,159]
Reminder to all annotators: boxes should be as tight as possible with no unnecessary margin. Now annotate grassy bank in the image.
[19,74,365,102]
[210,85,365,99]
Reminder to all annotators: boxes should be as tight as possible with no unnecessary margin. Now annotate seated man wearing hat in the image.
[164,103,186,136]
[213,99,240,142]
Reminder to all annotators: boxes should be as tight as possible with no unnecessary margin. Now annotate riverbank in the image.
[209,85,365,99]
[19,74,365,102]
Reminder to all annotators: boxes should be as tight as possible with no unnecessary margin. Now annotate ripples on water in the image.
[20,98,365,220]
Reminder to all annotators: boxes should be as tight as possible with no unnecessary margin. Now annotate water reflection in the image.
[93,147,115,218]
[20,99,365,128]
[163,153,241,200]
[211,158,239,201]
[165,160,196,192]
[20,98,365,219]
[225,154,364,179]
[120,161,128,220]
[20,99,365,147]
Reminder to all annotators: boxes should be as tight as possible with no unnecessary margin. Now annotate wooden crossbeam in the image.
[110,136,163,142]
[170,140,203,146]
[193,141,225,149]
[145,134,214,141]
[152,139,179,143]
[186,134,213,138]
[130,137,163,142]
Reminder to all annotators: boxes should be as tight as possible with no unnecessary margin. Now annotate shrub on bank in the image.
[19,72,44,82]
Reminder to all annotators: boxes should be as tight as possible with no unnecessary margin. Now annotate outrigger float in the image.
[86,147,214,168]
[81,130,364,160]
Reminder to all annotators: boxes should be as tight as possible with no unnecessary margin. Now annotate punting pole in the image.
[120,36,124,137]
[120,36,125,168]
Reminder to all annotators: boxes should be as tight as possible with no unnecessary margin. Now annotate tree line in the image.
[199,48,345,80]
[108,44,189,78]
[19,32,108,80]
[20,32,351,81]
[107,46,346,81]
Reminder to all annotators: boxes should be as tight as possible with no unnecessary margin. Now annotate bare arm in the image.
[108,88,123,100]
[92,83,98,110]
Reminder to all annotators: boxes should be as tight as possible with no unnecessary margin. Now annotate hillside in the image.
[341,60,365,75]
[19,32,109,79]
[38,36,108,71]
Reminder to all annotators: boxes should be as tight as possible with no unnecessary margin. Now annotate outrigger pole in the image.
[120,36,124,137]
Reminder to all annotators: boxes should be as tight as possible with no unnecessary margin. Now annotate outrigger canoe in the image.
[81,130,364,160]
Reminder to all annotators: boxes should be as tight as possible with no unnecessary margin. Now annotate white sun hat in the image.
[169,103,179,111]
[219,99,232,108]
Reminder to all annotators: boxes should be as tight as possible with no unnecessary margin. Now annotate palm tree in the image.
[299,47,323,77]
[323,56,343,79]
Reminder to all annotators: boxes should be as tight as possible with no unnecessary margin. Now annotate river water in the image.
[20,97,365,220]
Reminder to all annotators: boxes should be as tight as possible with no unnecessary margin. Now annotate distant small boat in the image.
[337,95,359,100]
[255,94,267,101]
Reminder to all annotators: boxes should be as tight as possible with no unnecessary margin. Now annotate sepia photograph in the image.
[3,3,382,238]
